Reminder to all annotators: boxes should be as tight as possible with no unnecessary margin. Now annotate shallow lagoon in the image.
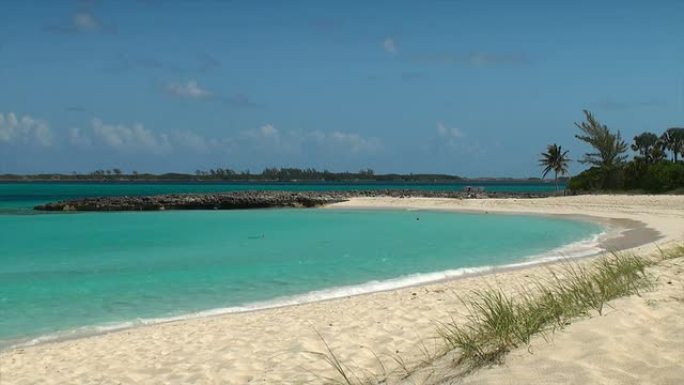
[0,207,601,346]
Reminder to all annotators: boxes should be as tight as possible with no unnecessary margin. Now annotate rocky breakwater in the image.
[34,191,348,212]
[34,189,555,212]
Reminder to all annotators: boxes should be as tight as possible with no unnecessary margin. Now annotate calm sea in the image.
[0,182,596,348]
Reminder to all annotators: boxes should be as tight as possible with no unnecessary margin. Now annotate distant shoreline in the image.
[0,178,558,185]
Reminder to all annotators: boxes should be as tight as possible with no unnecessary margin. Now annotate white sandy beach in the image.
[1,195,683,385]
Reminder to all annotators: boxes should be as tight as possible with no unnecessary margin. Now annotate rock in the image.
[33,189,554,212]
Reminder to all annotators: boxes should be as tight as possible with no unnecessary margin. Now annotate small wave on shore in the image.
[4,231,606,351]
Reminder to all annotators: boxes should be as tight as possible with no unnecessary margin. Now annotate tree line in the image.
[539,110,684,193]
[0,168,467,183]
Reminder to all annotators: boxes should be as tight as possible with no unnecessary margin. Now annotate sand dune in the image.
[1,195,682,384]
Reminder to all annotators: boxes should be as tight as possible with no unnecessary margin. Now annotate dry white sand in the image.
[1,195,682,385]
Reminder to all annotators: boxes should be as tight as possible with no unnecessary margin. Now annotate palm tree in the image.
[539,143,570,191]
[574,110,628,188]
[660,127,684,162]
[631,132,665,164]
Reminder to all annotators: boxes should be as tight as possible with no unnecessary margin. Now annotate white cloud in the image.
[73,12,100,32]
[242,124,381,155]
[69,127,92,147]
[383,37,397,54]
[0,112,53,146]
[166,80,212,99]
[171,131,223,153]
[70,119,229,155]
[65,118,381,162]
[413,52,528,66]
[432,121,482,154]
[246,124,279,140]
[45,11,103,34]
[312,130,382,153]
[241,124,302,154]
[89,118,172,154]
[437,121,464,141]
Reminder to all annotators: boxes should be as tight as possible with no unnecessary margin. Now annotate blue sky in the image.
[1,0,682,177]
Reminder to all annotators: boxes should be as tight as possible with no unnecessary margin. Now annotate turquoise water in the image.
[0,183,597,348]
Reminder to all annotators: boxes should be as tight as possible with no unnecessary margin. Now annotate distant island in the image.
[0,168,556,184]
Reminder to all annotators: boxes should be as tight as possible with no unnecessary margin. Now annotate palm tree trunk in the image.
[554,171,559,192]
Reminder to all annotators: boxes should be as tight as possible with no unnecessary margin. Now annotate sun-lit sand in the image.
[1,195,682,385]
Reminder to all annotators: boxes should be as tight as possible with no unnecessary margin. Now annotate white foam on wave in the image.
[6,231,606,351]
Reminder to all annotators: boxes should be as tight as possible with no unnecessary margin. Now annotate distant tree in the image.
[359,168,375,178]
[574,110,628,188]
[538,143,570,191]
[660,127,684,162]
[631,132,665,164]
[112,168,122,176]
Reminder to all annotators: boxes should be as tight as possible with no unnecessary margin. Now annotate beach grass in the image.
[318,246,683,384]
[439,253,653,369]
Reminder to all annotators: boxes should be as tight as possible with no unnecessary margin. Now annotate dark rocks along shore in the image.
[33,190,555,212]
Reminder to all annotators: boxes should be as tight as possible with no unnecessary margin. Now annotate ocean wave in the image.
[4,231,606,351]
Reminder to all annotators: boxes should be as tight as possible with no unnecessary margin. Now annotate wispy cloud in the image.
[430,121,484,155]
[73,12,99,31]
[383,37,398,54]
[197,53,221,73]
[165,80,213,99]
[595,98,663,111]
[241,124,300,154]
[222,93,259,108]
[45,9,114,35]
[310,130,382,154]
[170,130,224,154]
[413,52,528,66]
[65,119,380,160]
[436,121,464,145]
[73,118,173,154]
[0,112,53,146]
[69,127,92,147]
[309,17,344,32]
[164,80,259,108]
[242,124,382,155]
[400,71,425,81]
[105,54,183,73]
[70,119,228,155]
[65,105,87,112]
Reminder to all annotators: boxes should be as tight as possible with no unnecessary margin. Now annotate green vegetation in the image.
[566,111,683,192]
[0,169,555,185]
[317,246,684,384]
[0,168,467,183]
[660,127,684,162]
[572,110,628,190]
[631,132,664,164]
[538,144,570,191]
[438,253,652,368]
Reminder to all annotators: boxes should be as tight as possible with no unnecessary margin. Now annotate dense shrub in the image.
[640,162,684,192]
[572,161,684,193]
[567,168,603,191]
[567,167,624,191]
[622,159,649,190]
